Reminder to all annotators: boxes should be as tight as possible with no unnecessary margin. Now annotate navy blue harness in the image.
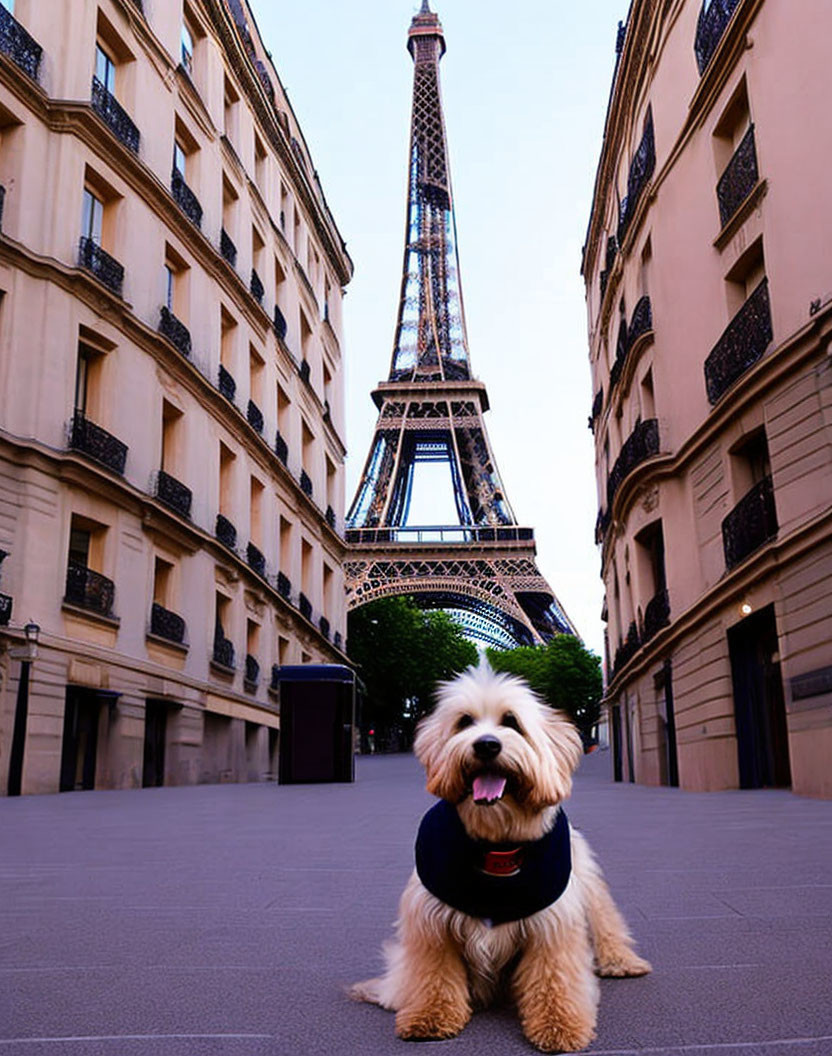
[415,799,572,925]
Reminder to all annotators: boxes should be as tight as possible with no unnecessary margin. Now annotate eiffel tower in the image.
[345,1,576,649]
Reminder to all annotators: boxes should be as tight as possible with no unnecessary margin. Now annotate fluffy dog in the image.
[351,663,650,1052]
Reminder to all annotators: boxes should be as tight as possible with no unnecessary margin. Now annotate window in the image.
[279,183,289,231]
[181,21,194,75]
[95,43,116,94]
[219,441,235,517]
[220,306,236,373]
[254,135,267,191]
[173,139,187,179]
[223,76,239,142]
[278,635,290,665]
[250,477,263,547]
[81,188,103,244]
[249,346,264,409]
[301,538,313,597]
[730,429,771,497]
[160,400,182,473]
[153,556,174,607]
[279,516,293,571]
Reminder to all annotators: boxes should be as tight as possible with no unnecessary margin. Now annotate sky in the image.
[252,0,630,658]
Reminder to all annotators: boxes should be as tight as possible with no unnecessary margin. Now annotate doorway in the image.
[727,604,791,789]
[611,703,623,782]
[60,687,101,792]
[142,699,168,788]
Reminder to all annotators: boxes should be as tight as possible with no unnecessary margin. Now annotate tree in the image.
[348,597,478,749]
[486,635,603,739]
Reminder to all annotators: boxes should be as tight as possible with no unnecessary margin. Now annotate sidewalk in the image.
[1,751,830,1055]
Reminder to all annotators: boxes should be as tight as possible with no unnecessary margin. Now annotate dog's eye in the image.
[455,714,474,732]
[500,712,523,734]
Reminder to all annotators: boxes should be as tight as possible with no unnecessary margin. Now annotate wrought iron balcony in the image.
[274,304,287,341]
[158,306,191,358]
[245,654,260,686]
[78,237,124,297]
[220,227,237,267]
[612,621,640,678]
[717,124,758,228]
[218,364,236,403]
[628,295,653,350]
[156,469,192,519]
[246,541,266,578]
[270,664,280,692]
[695,0,740,74]
[65,560,115,617]
[215,513,237,550]
[170,168,202,229]
[0,4,42,81]
[594,507,611,545]
[334,631,342,651]
[299,593,312,621]
[212,632,235,670]
[277,572,291,600]
[722,475,777,571]
[150,601,186,644]
[70,410,128,474]
[704,278,772,405]
[300,469,313,498]
[325,505,336,530]
[606,418,659,508]
[247,399,264,435]
[250,268,264,304]
[617,110,655,242]
[591,389,603,423]
[0,592,12,626]
[91,76,140,154]
[299,359,311,385]
[319,615,330,640]
[275,431,288,465]
[642,588,670,644]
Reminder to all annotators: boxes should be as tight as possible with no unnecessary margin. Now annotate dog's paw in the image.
[395,1004,469,1041]
[348,978,382,1004]
[523,1019,595,1053]
[595,952,652,978]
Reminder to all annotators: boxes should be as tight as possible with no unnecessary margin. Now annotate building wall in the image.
[0,0,352,794]
[583,0,832,796]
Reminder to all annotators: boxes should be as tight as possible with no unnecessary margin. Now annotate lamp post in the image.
[7,620,40,797]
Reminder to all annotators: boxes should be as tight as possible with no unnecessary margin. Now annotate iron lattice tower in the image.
[345,2,576,649]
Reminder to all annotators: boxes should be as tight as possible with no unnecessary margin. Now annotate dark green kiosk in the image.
[276,664,355,784]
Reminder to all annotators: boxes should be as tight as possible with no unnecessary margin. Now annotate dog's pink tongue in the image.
[473,774,507,803]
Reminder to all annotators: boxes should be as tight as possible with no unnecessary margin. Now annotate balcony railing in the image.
[150,601,186,644]
[345,525,536,545]
[274,304,287,341]
[642,588,670,644]
[91,76,140,154]
[334,631,343,651]
[300,469,313,498]
[215,513,237,550]
[220,228,237,267]
[717,124,758,228]
[319,616,330,640]
[325,505,336,530]
[612,621,640,679]
[628,294,653,349]
[158,306,191,358]
[156,469,192,519]
[218,364,236,403]
[722,475,777,571]
[0,592,12,626]
[247,400,264,435]
[591,389,603,424]
[212,632,235,670]
[617,109,655,242]
[250,269,264,304]
[299,593,312,621]
[245,654,260,686]
[0,4,42,81]
[246,541,266,578]
[65,561,115,617]
[594,507,611,545]
[171,168,202,228]
[70,411,127,475]
[704,278,772,405]
[606,418,659,508]
[695,0,741,75]
[275,431,288,465]
[78,237,124,297]
[277,572,291,600]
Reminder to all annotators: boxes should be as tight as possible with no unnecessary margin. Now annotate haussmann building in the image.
[583,0,832,797]
[0,0,352,794]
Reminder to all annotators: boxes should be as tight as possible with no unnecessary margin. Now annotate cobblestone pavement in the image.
[1,751,831,1055]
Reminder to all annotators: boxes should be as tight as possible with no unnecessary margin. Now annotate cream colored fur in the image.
[351,663,651,1052]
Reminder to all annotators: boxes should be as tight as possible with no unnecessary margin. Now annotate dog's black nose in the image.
[472,735,502,761]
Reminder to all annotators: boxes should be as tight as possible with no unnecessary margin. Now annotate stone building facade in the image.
[583,0,832,796]
[0,0,352,793]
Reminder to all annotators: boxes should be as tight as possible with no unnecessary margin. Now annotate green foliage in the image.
[348,596,479,746]
[486,635,603,735]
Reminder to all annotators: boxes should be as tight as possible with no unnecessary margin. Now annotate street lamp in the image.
[7,620,40,797]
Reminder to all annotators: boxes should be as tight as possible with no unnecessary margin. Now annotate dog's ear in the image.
[413,708,466,801]
[527,706,583,808]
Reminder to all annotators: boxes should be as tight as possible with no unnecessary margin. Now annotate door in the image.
[60,687,99,792]
[142,700,167,788]
[655,659,679,787]
[728,604,791,789]
[611,703,623,782]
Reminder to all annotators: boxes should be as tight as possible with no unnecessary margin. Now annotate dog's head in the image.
[413,662,583,841]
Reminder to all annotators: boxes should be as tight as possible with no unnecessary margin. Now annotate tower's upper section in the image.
[388,3,472,384]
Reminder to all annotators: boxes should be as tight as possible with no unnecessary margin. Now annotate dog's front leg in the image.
[393,923,471,1040]
[513,917,598,1053]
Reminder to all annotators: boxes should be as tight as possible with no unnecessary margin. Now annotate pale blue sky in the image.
[252,1,630,657]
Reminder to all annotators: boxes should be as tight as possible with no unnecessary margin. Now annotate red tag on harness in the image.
[481,847,523,877]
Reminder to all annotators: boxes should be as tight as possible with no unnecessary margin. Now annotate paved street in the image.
[1,751,831,1056]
